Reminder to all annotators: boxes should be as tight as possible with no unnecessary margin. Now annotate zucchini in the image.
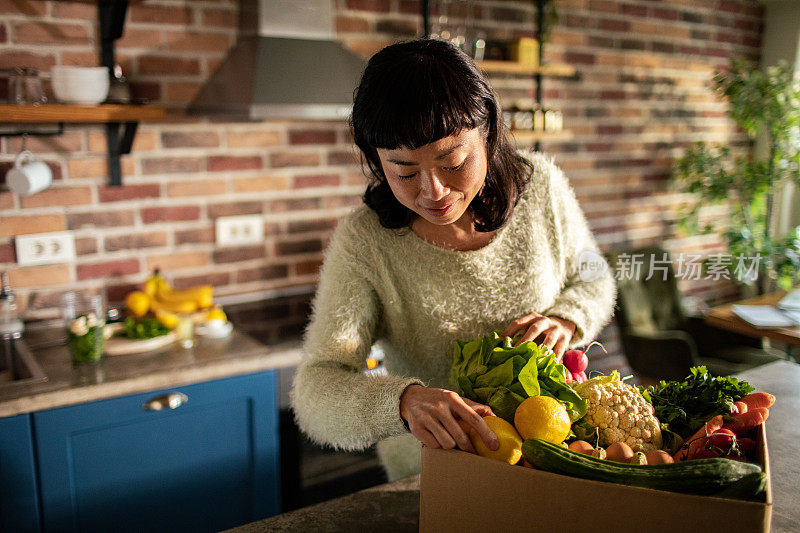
[522,439,762,496]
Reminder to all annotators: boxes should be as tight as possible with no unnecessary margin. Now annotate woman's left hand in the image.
[500,312,577,361]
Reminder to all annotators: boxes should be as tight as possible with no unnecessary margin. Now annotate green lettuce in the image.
[451,331,587,424]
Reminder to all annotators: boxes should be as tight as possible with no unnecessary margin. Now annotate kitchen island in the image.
[231,360,800,532]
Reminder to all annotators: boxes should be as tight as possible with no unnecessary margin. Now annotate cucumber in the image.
[522,439,762,496]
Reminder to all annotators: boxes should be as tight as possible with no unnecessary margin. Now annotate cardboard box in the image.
[420,424,771,533]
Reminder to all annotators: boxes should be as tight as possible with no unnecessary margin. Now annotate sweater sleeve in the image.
[541,160,617,348]
[290,215,423,451]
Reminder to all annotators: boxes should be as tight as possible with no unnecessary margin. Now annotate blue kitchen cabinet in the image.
[33,370,280,533]
[0,414,41,533]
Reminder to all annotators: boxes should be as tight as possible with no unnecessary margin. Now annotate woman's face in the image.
[376,128,488,227]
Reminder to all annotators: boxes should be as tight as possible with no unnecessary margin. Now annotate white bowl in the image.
[51,66,110,105]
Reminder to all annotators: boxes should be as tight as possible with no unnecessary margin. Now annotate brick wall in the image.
[0,0,764,369]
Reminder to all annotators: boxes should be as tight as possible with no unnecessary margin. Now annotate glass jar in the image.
[8,67,47,105]
[62,292,105,364]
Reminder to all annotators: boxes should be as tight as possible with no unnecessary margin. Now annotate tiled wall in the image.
[0,0,763,366]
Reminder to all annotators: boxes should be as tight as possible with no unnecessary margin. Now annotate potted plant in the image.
[672,57,800,294]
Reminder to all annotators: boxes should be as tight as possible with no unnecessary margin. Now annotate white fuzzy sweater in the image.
[291,151,616,479]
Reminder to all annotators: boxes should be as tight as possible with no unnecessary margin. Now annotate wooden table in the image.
[231,361,800,533]
[706,291,800,359]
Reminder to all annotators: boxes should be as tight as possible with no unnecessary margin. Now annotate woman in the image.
[291,39,616,480]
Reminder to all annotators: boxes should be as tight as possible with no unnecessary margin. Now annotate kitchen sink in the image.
[0,335,47,389]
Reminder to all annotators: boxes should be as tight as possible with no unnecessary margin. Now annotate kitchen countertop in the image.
[0,325,303,418]
[231,360,800,532]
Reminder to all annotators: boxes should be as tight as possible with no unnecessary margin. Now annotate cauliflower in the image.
[575,374,663,453]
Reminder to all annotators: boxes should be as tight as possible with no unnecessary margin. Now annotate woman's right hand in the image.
[399,384,499,453]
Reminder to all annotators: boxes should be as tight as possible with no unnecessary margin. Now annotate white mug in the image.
[6,150,52,195]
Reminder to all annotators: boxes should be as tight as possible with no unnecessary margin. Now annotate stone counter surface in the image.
[0,326,302,418]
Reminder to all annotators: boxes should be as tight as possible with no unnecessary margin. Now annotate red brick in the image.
[106,283,142,305]
[600,19,630,32]
[202,8,238,28]
[232,175,290,192]
[0,242,16,263]
[288,219,338,234]
[227,130,282,148]
[653,8,679,20]
[117,28,165,49]
[289,130,337,145]
[162,132,220,148]
[105,232,168,252]
[346,0,390,12]
[67,210,135,229]
[564,52,596,65]
[141,157,206,175]
[323,195,361,209]
[0,51,55,71]
[208,155,263,172]
[269,152,321,168]
[294,173,341,189]
[74,237,98,256]
[0,0,46,15]
[0,192,14,210]
[398,1,423,15]
[327,150,359,166]
[14,22,91,45]
[295,260,323,276]
[141,206,201,224]
[21,187,93,208]
[129,81,161,102]
[0,23,6,43]
[175,227,215,245]
[276,239,323,256]
[77,259,140,281]
[237,264,289,283]
[52,2,96,20]
[138,56,201,76]
[208,201,263,219]
[146,251,208,272]
[165,31,231,52]
[9,265,71,288]
[0,215,65,238]
[375,18,419,36]
[6,131,84,153]
[165,82,203,104]
[213,246,265,264]
[269,198,320,213]
[172,272,231,290]
[167,180,227,197]
[130,5,193,24]
[98,184,161,203]
[336,16,370,33]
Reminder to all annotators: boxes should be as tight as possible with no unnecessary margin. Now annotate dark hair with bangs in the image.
[351,38,533,232]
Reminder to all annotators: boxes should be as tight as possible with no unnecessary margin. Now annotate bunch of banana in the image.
[125,270,215,329]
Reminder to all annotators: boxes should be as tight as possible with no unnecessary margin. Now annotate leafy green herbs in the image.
[451,331,587,424]
[641,366,755,437]
[123,317,170,340]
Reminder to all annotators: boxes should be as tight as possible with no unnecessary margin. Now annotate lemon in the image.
[125,291,150,317]
[468,416,523,465]
[514,396,571,444]
[205,306,227,322]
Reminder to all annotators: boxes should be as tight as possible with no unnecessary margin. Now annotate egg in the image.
[605,442,634,463]
[645,450,674,464]
[568,440,595,455]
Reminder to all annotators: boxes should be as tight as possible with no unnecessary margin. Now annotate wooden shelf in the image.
[476,61,576,77]
[0,104,166,124]
[510,129,574,144]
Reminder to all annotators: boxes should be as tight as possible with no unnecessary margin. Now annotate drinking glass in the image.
[62,292,105,364]
[8,67,47,105]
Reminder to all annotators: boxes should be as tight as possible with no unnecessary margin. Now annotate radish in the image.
[563,341,606,374]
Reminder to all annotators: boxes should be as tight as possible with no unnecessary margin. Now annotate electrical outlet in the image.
[215,215,264,246]
[15,231,76,266]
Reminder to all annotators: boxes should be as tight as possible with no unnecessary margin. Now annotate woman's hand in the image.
[399,384,499,453]
[501,312,577,361]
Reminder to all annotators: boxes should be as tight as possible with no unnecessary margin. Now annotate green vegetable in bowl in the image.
[451,331,587,424]
[123,317,170,340]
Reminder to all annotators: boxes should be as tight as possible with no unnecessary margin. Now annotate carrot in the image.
[732,401,748,415]
[673,415,723,462]
[740,392,775,410]
[722,407,769,436]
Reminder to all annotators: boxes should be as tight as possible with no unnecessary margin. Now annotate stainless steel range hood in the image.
[189,0,366,120]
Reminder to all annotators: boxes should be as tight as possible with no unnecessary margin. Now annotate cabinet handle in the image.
[142,392,188,411]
